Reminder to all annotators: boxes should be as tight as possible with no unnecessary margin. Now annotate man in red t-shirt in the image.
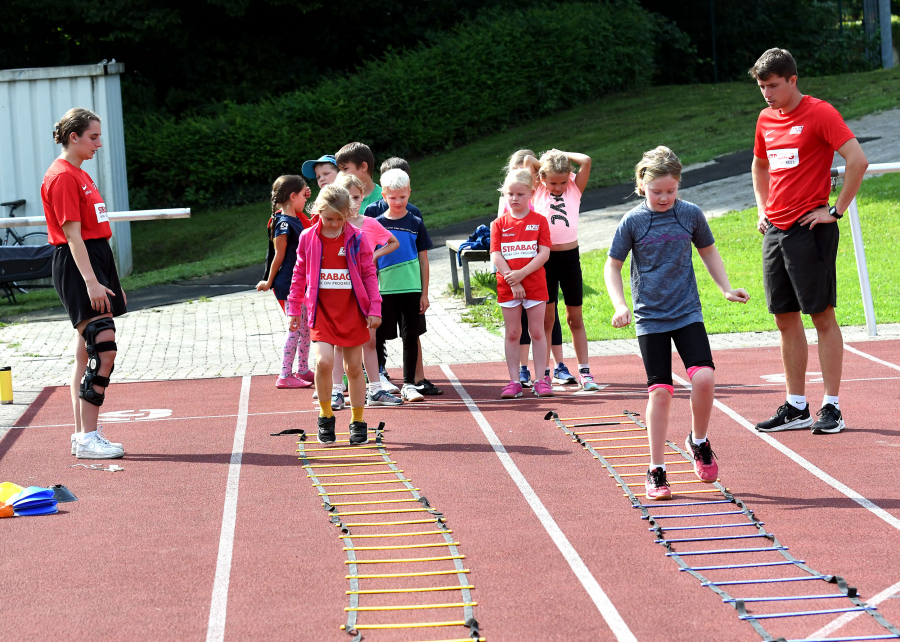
[749,48,868,436]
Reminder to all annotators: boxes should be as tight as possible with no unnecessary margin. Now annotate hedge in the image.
[125,2,671,208]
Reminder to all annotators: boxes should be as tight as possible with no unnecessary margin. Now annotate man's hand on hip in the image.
[798,206,836,229]
[757,211,770,234]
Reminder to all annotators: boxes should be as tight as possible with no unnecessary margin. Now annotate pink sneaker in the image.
[500,381,523,399]
[296,370,315,384]
[532,376,554,397]
[685,435,718,482]
[276,375,308,389]
[645,467,672,500]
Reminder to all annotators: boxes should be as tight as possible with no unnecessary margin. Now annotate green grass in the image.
[461,172,900,340]
[2,67,897,319]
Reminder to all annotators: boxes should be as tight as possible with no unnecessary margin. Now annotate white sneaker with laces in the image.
[401,384,424,403]
[71,426,122,455]
[75,432,124,459]
[380,373,400,394]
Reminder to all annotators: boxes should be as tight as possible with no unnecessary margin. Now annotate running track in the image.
[2,341,900,641]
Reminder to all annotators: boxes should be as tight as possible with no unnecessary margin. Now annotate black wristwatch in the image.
[829,205,843,219]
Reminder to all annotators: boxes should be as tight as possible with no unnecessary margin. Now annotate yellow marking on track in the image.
[347,555,465,564]
[346,602,476,612]
[609,460,690,468]
[613,469,695,477]
[341,620,469,630]
[347,569,469,579]
[618,479,718,488]
[340,530,451,539]
[303,461,396,469]
[320,488,418,496]
[343,519,441,527]
[582,435,646,443]
[301,445,382,452]
[336,508,432,516]
[348,585,474,595]
[603,451,679,459]
[302,452,387,460]
[630,488,724,498]
[310,469,403,478]
[325,498,419,507]
[344,542,459,551]
[317,478,411,486]
[573,427,646,435]
[558,414,630,421]
[588,443,659,451]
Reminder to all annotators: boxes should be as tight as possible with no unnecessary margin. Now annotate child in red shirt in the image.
[287,185,382,445]
[491,169,552,399]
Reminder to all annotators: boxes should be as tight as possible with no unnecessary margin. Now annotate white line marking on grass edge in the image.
[672,373,900,532]
[845,344,900,372]
[206,375,251,642]
[806,579,900,639]
[441,364,638,642]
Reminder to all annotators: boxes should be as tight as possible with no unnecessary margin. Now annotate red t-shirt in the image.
[753,95,855,229]
[490,210,551,303]
[311,231,370,347]
[41,159,111,245]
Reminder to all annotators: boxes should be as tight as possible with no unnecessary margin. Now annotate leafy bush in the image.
[126,1,677,208]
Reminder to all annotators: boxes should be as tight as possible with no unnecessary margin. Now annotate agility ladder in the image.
[298,422,484,642]
[544,410,900,642]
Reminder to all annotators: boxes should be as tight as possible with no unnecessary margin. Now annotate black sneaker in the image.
[349,421,369,445]
[317,415,336,444]
[812,404,844,434]
[755,402,812,432]
[414,379,443,395]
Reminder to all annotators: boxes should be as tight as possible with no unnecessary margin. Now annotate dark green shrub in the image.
[126,2,670,208]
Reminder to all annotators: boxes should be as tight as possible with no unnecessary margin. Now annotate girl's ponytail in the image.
[270,175,308,214]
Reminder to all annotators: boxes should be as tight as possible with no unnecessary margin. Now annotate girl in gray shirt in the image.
[604,146,749,500]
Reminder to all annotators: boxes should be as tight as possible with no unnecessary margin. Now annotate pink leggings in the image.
[278,300,310,378]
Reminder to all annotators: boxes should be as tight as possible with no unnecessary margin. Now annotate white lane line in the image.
[845,344,900,372]
[672,373,900,532]
[805,579,900,639]
[441,364,638,642]
[206,375,251,642]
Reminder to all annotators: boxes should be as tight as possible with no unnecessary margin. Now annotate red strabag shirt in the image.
[753,95,855,229]
[490,210,551,303]
[41,159,111,245]
[311,231,369,347]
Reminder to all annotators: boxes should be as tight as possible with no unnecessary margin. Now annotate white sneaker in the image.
[380,373,400,394]
[75,432,124,459]
[71,426,122,455]
[401,384,424,403]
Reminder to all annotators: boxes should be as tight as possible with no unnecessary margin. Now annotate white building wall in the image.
[0,62,132,275]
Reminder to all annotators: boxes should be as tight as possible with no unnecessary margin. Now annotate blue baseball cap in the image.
[301,154,337,180]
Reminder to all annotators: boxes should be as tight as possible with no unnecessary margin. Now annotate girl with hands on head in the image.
[604,146,749,501]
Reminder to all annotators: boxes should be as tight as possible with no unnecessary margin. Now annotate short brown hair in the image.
[336,142,375,177]
[53,108,101,147]
[634,146,682,196]
[749,48,798,81]
[380,157,410,175]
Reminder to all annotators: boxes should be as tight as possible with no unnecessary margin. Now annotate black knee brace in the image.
[80,318,117,407]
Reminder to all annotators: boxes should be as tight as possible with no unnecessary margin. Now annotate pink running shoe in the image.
[500,381,523,399]
[645,467,672,500]
[532,376,554,397]
[296,370,315,385]
[685,435,719,482]
[276,375,308,389]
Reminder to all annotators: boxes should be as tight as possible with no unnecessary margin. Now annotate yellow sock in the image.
[319,397,334,418]
[351,406,364,423]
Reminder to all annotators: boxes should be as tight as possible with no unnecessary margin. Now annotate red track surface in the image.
[2,341,900,641]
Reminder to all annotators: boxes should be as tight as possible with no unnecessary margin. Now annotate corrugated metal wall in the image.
[0,62,132,275]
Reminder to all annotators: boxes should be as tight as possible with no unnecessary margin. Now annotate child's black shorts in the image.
[545,247,583,307]
[762,219,839,315]
[377,292,426,342]
[52,238,127,328]
[637,322,714,388]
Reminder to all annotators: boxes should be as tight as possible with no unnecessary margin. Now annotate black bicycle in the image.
[1,200,48,247]
[0,200,51,298]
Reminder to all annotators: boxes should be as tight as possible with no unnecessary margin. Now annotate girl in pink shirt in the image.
[524,149,599,392]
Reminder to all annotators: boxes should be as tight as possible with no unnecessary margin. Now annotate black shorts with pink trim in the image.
[636,321,714,395]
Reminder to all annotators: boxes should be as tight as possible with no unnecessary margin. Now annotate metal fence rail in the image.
[0,208,191,229]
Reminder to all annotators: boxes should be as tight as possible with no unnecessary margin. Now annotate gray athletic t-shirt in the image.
[608,200,715,336]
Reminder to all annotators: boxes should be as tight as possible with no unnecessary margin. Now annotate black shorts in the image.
[519,305,562,346]
[376,292,426,342]
[763,220,839,315]
[637,322,714,388]
[52,239,127,328]
[545,247,583,307]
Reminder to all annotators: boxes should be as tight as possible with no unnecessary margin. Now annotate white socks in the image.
[649,463,666,472]
[692,435,708,445]
[787,394,807,410]
[823,395,839,409]
[368,381,382,393]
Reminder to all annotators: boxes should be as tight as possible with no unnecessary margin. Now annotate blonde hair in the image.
[500,168,535,193]
[314,184,352,221]
[336,173,365,194]
[381,168,410,190]
[634,146,682,196]
[539,150,571,178]
[507,149,536,170]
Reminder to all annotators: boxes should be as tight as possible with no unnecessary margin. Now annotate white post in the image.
[847,197,878,336]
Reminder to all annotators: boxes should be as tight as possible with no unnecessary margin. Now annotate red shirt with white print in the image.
[41,159,111,245]
[311,230,369,347]
[490,210,551,303]
[753,95,855,229]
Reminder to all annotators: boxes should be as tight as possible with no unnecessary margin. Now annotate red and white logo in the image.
[525,224,539,231]
[94,202,108,223]
[501,241,538,260]
[320,269,351,289]
[338,247,346,256]
[767,148,799,169]
[790,126,804,135]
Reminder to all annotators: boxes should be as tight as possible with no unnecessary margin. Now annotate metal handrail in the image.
[0,208,191,229]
